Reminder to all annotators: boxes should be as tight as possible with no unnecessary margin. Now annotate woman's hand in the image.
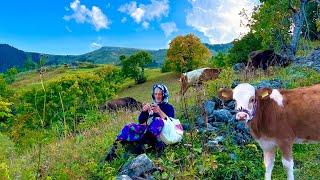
[142,103,151,112]
[150,104,161,113]
[151,104,167,120]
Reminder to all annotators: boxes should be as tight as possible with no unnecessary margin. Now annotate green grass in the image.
[2,65,320,179]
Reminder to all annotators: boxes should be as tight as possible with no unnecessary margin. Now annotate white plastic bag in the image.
[160,117,184,145]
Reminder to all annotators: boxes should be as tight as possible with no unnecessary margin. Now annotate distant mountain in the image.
[0,44,40,72]
[204,42,233,55]
[0,43,232,72]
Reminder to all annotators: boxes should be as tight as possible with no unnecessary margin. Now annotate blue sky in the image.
[0,0,259,55]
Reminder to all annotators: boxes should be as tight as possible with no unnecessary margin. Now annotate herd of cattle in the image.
[99,49,319,180]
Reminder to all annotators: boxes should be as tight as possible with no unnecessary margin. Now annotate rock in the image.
[116,175,133,180]
[207,123,219,132]
[293,49,320,72]
[255,79,283,89]
[233,131,253,146]
[206,140,224,152]
[196,117,206,127]
[203,100,216,116]
[198,123,218,133]
[209,109,233,123]
[231,80,240,89]
[233,63,246,72]
[235,122,251,134]
[209,122,225,128]
[182,123,191,131]
[225,100,236,110]
[119,154,155,178]
[210,97,223,109]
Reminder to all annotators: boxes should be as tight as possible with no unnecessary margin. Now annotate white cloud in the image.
[160,22,178,37]
[121,17,127,23]
[118,0,169,28]
[90,42,102,49]
[142,21,150,29]
[186,0,259,44]
[63,0,111,31]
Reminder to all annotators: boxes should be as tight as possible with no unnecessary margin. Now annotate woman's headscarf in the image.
[152,83,169,103]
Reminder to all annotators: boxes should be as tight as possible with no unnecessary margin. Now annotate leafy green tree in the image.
[301,1,319,40]
[165,34,211,73]
[210,52,228,68]
[23,56,37,71]
[39,55,47,67]
[161,58,174,72]
[250,0,316,59]
[4,67,18,84]
[120,51,152,84]
[227,32,263,65]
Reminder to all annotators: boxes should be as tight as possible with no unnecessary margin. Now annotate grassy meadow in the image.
[0,64,320,179]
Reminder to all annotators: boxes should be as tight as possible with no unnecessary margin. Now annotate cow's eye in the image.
[250,98,255,103]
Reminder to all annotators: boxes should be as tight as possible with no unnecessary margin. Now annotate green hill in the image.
[0,43,232,72]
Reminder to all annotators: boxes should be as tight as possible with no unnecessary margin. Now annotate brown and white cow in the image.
[180,68,221,95]
[218,83,320,180]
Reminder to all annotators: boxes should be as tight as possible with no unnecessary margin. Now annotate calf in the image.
[218,83,320,180]
[99,97,142,112]
[180,68,221,95]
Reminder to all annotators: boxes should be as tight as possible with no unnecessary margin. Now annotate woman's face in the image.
[154,88,163,103]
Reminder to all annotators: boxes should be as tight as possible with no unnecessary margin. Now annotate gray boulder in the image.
[119,154,155,178]
[293,49,320,72]
[116,175,133,180]
[209,109,233,123]
[233,63,246,72]
[203,100,216,116]
[255,79,283,89]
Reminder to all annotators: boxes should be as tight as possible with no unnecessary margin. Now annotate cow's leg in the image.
[258,139,276,180]
[263,148,276,180]
[279,142,294,180]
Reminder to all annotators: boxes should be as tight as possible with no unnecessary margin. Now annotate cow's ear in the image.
[218,88,233,101]
[256,88,272,99]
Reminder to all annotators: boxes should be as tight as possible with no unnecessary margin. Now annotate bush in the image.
[7,65,125,142]
[206,67,237,97]
[210,52,229,68]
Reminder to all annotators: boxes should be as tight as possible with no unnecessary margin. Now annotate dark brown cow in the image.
[218,83,320,180]
[247,49,290,71]
[180,68,221,95]
[99,97,142,112]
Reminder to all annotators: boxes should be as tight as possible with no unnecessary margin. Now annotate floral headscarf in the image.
[152,83,169,103]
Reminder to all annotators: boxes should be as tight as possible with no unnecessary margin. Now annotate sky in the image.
[0,0,259,55]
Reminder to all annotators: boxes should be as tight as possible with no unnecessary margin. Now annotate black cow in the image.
[99,97,142,112]
[246,49,290,71]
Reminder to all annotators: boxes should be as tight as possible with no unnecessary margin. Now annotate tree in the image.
[24,56,37,71]
[227,32,263,65]
[165,34,211,73]
[120,51,152,84]
[210,52,228,68]
[251,0,318,60]
[301,1,320,40]
[39,55,47,67]
[4,67,18,84]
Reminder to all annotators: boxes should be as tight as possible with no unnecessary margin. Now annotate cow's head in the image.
[218,83,272,123]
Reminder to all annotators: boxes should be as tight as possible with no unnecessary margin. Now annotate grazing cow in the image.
[180,68,221,95]
[99,97,142,112]
[247,49,290,71]
[218,83,320,180]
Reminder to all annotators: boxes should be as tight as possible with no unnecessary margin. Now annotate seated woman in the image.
[104,83,175,162]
